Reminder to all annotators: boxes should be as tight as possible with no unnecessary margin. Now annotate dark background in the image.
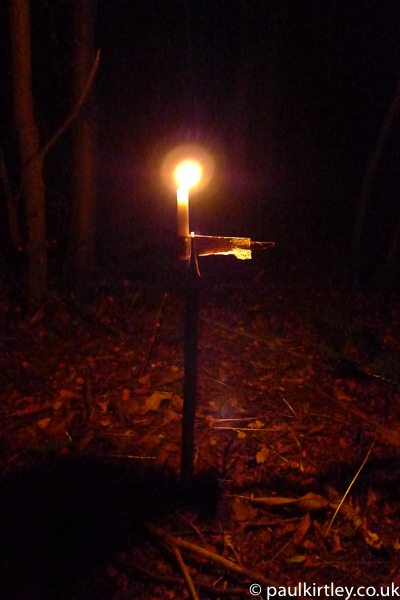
[1,0,400,285]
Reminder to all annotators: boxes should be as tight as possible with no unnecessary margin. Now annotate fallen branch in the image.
[145,522,280,588]
[169,543,199,600]
[118,558,249,596]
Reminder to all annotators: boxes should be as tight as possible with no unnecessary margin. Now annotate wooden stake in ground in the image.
[181,235,201,484]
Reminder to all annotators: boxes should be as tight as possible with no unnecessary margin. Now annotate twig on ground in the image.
[326,440,375,534]
[169,543,199,600]
[145,522,279,588]
[118,558,249,596]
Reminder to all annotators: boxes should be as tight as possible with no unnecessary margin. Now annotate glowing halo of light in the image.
[174,160,202,189]
[161,144,214,192]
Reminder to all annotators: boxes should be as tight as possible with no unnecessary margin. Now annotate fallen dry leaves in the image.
[1,279,400,598]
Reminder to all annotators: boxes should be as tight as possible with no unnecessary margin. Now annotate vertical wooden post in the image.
[181,235,201,485]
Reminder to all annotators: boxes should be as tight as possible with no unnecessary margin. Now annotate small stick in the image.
[326,440,375,534]
[145,522,280,588]
[118,558,249,596]
[170,544,199,600]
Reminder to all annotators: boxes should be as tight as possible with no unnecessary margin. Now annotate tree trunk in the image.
[0,148,21,250]
[10,0,47,307]
[352,75,400,281]
[70,0,97,289]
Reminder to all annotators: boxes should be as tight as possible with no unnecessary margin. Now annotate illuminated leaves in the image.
[233,498,258,522]
[144,391,173,413]
[248,420,265,429]
[292,513,311,547]
[256,446,270,463]
[2,275,400,596]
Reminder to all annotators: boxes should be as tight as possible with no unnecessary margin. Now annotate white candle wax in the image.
[177,186,189,237]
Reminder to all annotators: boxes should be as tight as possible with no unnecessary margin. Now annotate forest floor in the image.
[1,261,400,599]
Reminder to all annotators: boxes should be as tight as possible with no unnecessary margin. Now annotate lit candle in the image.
[174,160,202,237]
[177,186,189,237]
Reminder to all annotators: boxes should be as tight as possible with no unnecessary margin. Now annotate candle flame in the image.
[174,160,202,189]
[161,144,214,192]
